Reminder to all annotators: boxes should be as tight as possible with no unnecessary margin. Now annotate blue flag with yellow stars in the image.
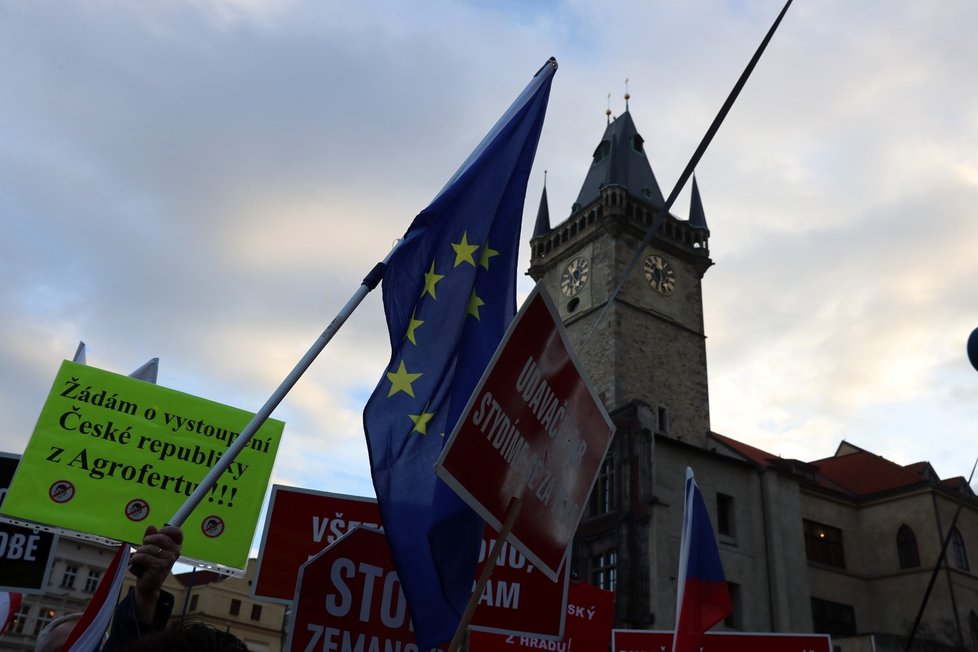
[363,59,556,649]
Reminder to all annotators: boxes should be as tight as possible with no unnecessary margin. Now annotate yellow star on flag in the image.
[422,261,444,299]
[467,290,485,319]
[409,406,437,435]
[479,242,500,270]
[386,360,422,398]
[405,309,424,345]
[451,232,480,268]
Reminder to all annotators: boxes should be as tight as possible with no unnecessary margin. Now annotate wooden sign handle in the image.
[447,497,523,652]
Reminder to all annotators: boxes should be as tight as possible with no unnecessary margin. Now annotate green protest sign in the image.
[1,360,283,572]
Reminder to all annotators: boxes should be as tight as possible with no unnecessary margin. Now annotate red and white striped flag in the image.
[0,591,23,636]
[672,468,732,652]
[62,543,131,651]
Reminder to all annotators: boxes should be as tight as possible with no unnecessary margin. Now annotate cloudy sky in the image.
[3,0,978,519]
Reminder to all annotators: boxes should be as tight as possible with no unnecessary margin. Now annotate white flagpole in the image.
[169,255,392,529]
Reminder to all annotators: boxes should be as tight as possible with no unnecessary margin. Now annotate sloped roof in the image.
[574,110,665,209]
[710,431,777,466]
[711,432,967,500]
[811,451,930,496]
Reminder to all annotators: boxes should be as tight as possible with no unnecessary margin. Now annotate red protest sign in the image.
[470,580,615,652]
[612,630,833,652]
[253,486,382,603]
[469,537,569,639]
[436,284,615,580]
[286,525,421,652]
[254,486,569,639]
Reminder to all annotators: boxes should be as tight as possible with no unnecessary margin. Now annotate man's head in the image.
[34,613,81,652]
[124,620,248,651]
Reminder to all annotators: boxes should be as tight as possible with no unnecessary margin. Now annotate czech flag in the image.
[0,591,23,636]
[673,467,732,652]
[63,543,131,651]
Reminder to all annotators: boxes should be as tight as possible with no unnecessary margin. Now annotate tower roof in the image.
[533,183,551,238]
[573,110,665,210]
[689,175,709,230]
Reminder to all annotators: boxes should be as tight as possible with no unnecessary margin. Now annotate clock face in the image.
[643,255,676,294]
[560,256,590,297]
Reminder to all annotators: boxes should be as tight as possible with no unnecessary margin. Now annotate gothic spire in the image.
[532,176,551,238]
[689,175,709,230]
[573,110,665,211]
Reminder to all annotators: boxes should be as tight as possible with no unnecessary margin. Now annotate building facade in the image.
[529,108,978,651]
[3,534,116,651]
[4,535,287,652]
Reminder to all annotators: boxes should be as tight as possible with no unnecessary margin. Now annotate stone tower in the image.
[526,109,716,626]
[527,109,713,447]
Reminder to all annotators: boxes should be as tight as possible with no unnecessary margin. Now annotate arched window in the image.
[897,525,920,568]
[950,527,969,570]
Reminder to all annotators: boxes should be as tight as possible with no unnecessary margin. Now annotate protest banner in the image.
[436,284,615,580]
[0,453,57,593]
[470,580,615,652]
[0,360,283,571]
[612,630,833,652]
[287,525,434,652]
[253,486,383,603]
[254,486,569,639]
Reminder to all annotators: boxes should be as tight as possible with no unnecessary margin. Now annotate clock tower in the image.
[528,109,714,626]
[528,109,713,447]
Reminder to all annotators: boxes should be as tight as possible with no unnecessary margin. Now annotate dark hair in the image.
[122,620,248,652]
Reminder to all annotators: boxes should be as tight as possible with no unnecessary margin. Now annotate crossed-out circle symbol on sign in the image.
[49,480,75,503]
[201,515,225,538]
[125,499,150,522]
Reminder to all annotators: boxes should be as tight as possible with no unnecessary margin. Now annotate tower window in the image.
[632,134,645,153]
[588,452,615,516]
[592,140,611,165]
[656,406,669,434]
[897,524,920,569]
[590,549,617,591]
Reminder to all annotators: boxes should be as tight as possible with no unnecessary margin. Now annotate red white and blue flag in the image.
[0,591,23,636]
[63,543,131,651]
[673,467,732,652]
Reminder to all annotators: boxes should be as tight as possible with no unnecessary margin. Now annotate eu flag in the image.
[363,59,556,649]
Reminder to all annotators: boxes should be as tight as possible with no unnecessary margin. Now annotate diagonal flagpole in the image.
[129,255,390,575]
[582,0,794,349]
[167,257,391,529]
